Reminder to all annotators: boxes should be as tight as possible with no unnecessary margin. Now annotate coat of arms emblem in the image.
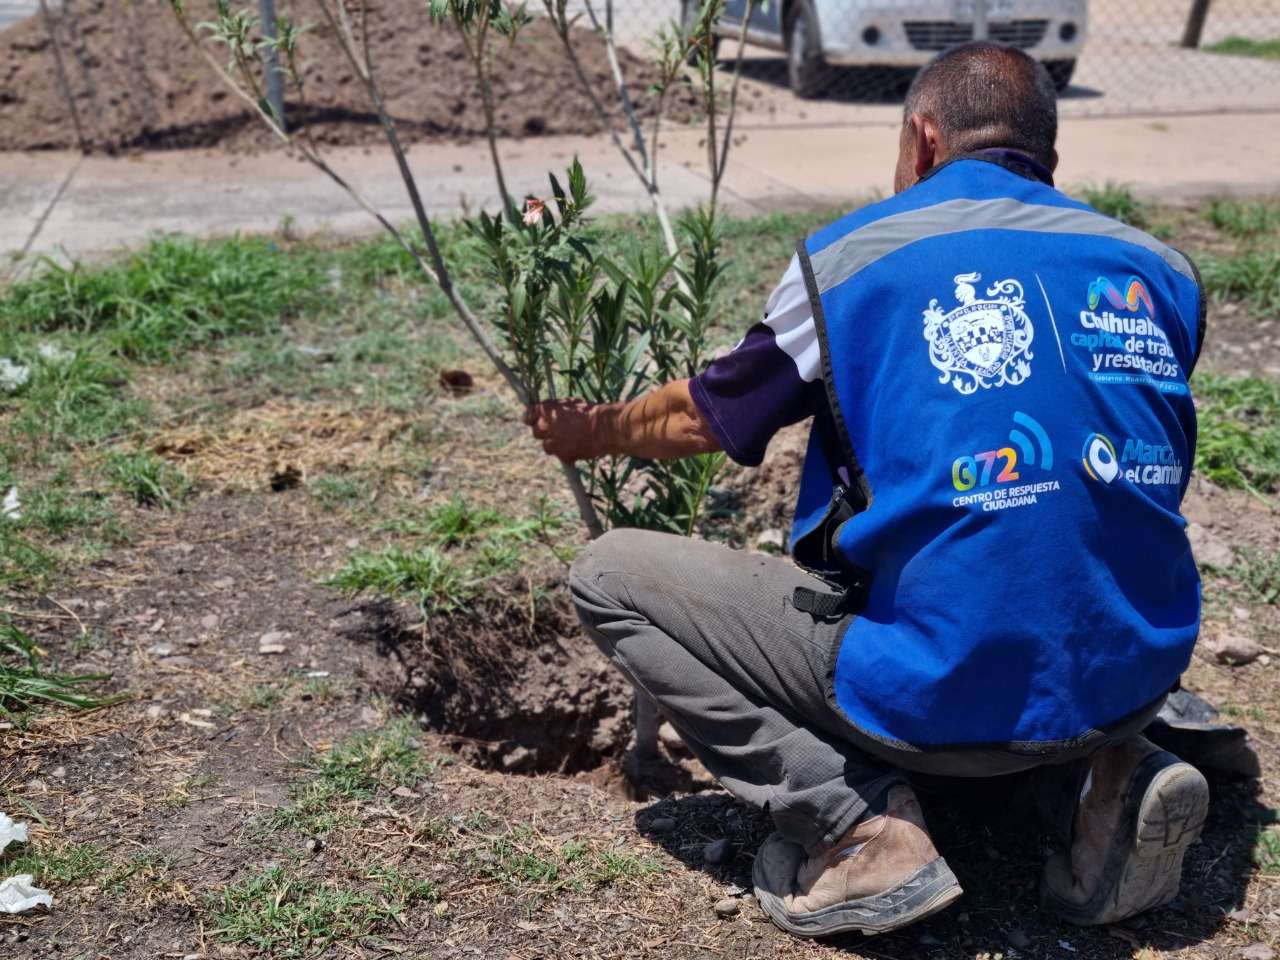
[922,272,1034,395]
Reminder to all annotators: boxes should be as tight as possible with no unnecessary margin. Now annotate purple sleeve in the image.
[689,256,826,467]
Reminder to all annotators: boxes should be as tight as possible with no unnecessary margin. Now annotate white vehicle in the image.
[684,0,1087,98]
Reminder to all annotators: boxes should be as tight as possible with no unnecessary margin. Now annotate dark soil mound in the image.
[0,0,692,153]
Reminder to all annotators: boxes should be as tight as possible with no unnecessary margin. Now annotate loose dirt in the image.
[0,0,695,153]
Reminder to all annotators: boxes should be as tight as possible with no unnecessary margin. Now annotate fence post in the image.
[1181,0,1213,48]
[972,0,988,41]
[258,0,286,129]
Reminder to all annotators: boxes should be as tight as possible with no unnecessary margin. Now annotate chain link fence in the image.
[599,0,1280,116]
[2,0,1277,156]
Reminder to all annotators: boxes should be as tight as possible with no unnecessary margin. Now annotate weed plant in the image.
[1078,183,1147,227]
[0,620,120,718]
[1194,374,1280,494]
[104,451,191,508]
[1200,252,1280,315]
[1205,198,1280,240]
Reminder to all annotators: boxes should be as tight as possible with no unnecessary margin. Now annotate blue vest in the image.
[792,158,1204,750]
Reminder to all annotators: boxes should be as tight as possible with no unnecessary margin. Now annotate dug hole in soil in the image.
[0,0,696,153]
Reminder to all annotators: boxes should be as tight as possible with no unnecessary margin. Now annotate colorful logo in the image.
[951,411,1057,510]
[1087,276,1155,317]
[1082,432,1120,484]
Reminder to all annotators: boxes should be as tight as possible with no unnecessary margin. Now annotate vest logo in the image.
[923,272,1035,395]
[1082,431,1184,486]
[950,411,1060,512]
[1073,275,1186,394]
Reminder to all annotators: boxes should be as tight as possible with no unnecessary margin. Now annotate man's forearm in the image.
[589,380,721,461]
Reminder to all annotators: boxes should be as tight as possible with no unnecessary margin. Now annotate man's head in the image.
[893,42,1059,194]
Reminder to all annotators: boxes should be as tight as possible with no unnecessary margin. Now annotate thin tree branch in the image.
[711,0,754,211]
[38,0,89,153]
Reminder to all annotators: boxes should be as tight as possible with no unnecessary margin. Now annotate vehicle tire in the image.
[1045,58,1076,93]
[786,0,832,99]
[681,0,721,66]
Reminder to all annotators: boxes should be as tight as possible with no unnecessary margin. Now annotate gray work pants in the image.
[570,529,1160,854]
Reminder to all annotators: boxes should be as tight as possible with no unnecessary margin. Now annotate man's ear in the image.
[910,112,943,178]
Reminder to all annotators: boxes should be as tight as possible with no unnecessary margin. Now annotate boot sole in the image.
[752,832,963,938]
[1044,756,1209,926]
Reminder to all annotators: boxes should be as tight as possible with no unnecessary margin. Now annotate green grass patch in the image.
[1,235,320,363]
[466,822,665,907]
[329,497,563,616]
[1229,548,1280,605]
[1200,251,1280,315]
[208,863,437,958]
[1204,36,1280,60]
[1194,374,1280,493]
[1077,183,1148,227]
[325,545,479,617]
[1,343,146,452]
[104,451,191,509]
[1255,826,1280,874]
[269,717,440,836]
[1,841,106,886]
[1204,197,1280,240]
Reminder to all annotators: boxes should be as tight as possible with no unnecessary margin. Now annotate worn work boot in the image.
[1042,735,1209,926]
[753,784,962,938]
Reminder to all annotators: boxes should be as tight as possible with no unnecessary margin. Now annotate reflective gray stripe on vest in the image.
[809,197,1197,295]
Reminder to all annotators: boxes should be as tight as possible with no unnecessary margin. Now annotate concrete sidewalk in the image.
[2,110,1278,263]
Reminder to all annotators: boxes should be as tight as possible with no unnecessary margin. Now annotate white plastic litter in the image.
[0,358,29,392]
[0,812,29,853]
[37,343,73,363]
[2,487,20,521]
[0,875,53,914]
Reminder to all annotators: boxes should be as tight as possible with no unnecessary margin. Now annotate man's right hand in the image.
[523,379,722,465]
[525,399,601,463]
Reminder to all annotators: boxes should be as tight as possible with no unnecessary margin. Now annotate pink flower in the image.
[523,198,545,225]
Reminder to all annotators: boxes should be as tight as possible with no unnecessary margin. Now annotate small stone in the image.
[1187,523,1233,568]
[160,655,197,668]
[201,614,220,630]
[1206,634,1263,666]
[392,785,421,800]
[1234,606,1252,622]
[754,528,786,552]
[647,816,676,834]
[1008,928,1031,949]
[51,766,66,779]
[703,839,732,866]
[1240,945,1275,960]
[712,898,739,918]
[259,630,290,654]
[211,577,234,590]
[145,704,167,720]
[146,643,175,657]
[1228,907,1253,923]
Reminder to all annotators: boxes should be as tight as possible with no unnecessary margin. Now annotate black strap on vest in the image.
[792,566,872,622]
